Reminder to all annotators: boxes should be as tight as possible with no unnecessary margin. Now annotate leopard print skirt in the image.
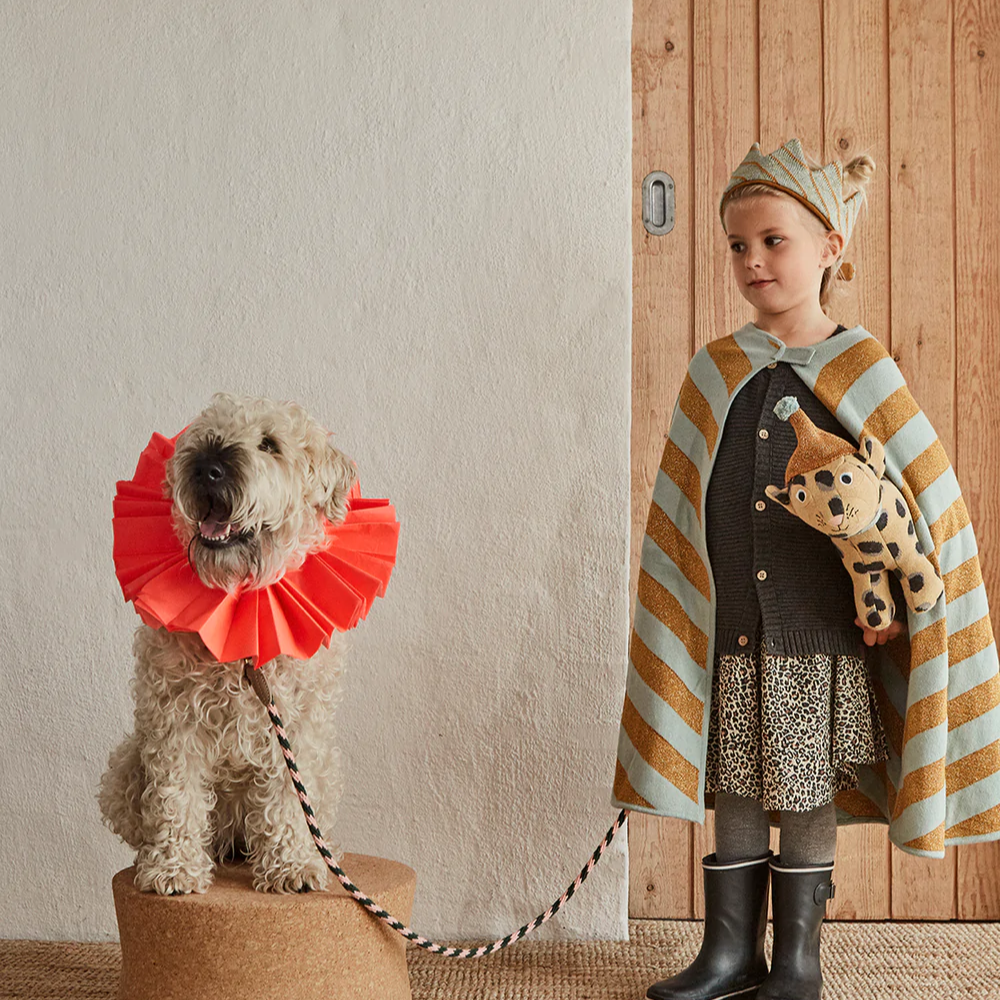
[704,631,891,812]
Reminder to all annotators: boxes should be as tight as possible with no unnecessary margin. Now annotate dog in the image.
[99,392,356,895]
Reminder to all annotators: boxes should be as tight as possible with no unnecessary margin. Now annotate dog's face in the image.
[164,393,356,592]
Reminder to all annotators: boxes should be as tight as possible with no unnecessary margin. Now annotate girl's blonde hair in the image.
[722,143,876,317]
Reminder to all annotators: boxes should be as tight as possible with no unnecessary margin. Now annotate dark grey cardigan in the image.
[705,323,906,659]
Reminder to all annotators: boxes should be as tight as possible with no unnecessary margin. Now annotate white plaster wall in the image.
[0,2,632,942]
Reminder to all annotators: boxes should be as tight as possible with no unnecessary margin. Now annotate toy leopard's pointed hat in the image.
[719,137,867,274]
[773,395,856,485]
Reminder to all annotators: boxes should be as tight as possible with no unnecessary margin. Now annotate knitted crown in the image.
[719,137,866,253]
[773,395,856,485]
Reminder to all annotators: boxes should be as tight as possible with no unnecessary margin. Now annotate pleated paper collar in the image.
[113,429,399,668]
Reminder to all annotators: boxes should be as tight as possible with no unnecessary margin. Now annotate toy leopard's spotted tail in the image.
[242,660,628,958]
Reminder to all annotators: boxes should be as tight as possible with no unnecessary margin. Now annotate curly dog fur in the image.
[98,393,355,895]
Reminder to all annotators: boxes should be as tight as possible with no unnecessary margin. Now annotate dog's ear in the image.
[856,431,886,479]
[310,435,358,524]
[765,483,791,507]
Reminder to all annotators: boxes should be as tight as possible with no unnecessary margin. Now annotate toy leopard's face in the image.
[765,433,886,537]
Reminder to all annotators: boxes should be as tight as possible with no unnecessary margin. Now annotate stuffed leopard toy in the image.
[764,395,944,630]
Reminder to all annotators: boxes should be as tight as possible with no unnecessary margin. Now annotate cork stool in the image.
[112,853,417,1000]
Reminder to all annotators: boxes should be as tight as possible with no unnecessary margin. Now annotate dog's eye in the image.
[259,436,279,454]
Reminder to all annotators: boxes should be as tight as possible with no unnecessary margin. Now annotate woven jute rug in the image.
[2,919,997,999]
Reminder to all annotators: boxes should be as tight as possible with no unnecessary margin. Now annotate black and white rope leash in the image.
[242,659,629,958]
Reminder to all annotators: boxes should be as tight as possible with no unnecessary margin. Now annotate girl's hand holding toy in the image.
[855,616,906,647]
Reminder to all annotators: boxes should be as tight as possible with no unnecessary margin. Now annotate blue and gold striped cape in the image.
[612,322,1000,857]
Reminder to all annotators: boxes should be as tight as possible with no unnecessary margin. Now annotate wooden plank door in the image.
[629,0,1000,921]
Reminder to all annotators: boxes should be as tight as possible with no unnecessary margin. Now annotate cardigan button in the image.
[755,500,766,511]
[757,569,768,580]
[758,428,769,439]
[738,634,749,646]
[767,362,778,369]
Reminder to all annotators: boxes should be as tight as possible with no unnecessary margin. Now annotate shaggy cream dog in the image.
[99,392,356,895]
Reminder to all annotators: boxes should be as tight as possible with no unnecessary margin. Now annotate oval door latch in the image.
[642,171,675,235]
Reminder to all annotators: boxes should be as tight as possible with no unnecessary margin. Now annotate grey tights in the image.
[713,790,836,866]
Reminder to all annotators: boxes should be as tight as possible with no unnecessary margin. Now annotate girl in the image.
[613,137,1000,1000]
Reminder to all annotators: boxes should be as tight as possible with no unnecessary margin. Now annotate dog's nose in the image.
[194,455,227,486]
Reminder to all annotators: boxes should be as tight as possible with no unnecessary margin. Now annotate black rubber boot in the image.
[755,854,836,1000]
[645,850,773,1000]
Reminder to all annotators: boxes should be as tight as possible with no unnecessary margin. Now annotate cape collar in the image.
[737,321,863,367]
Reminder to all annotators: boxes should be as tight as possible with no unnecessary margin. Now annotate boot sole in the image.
[645,984,763,1000]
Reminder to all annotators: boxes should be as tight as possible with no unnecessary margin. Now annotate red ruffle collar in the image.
[112,429,399,668]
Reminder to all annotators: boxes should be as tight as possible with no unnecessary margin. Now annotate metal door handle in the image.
[642,171,675,235]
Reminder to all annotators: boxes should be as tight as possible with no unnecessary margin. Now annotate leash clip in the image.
[242,658,272,707]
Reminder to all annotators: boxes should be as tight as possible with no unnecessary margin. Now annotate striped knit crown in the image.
[719,137,866,251]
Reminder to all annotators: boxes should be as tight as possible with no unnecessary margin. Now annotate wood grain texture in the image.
[888,0,957,920]
[629,0,695,918]
[693,0,757,350]
[953,0,1000,921]
[630,0,1000,920]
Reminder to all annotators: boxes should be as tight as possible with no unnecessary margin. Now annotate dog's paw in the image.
[134,856,214,896]
[283,870,327,894]
[254,858,332,894]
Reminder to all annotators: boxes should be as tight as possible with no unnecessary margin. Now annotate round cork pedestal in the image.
[112,854,416,1000]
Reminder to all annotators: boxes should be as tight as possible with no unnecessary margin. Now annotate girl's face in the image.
[723,194,843,315]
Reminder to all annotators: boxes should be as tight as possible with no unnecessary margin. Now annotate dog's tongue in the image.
[199,515,231,539]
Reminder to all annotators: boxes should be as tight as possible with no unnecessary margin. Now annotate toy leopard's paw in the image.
[908,574,939,612]
[860,587,892,628]
[894,565,943,614]
[909,573,941,611]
